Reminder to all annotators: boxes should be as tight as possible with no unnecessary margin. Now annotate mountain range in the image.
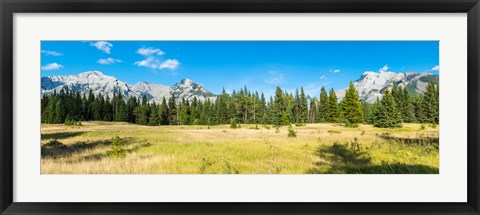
[41,71,216,104]
[41,70,438,104]
[336,71,439,103]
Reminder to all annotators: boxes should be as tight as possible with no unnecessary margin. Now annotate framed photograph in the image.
[1,0,479,214]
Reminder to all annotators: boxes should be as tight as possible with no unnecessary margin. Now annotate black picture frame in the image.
[1,0,479,214]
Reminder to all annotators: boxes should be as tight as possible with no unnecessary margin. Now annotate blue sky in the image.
[41,41,439,98]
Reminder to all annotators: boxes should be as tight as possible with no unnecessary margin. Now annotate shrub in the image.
[64,119,82,126]
[361,130,366,135]
[230,118,238,129]
[287,126,297,138]
[420,124,426,130]
[295,120,306,127]
[328,130,341,134]
[198,156,212,174]
[107,135,126,159]
[275,127,280,133]
[221,155,239,174]
[44,139,63,147]
[345,120,359,128]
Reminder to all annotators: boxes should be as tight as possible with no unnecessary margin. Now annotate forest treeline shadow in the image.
[41,137,145,160]
[379,134,439,147]
[41,131,85,140]
[306,137,439,174]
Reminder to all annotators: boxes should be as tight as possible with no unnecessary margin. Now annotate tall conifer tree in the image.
[342,81,364,126]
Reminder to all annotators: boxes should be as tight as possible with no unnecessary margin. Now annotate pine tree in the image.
[342,81,364,126]
[273,86,286,126]
[412,95,425,123]
[391,82,402,109]
[45,96,56,123]
[103,95,113,121]
[127,96,138,123]
[136,95,149,125]
[362,101,374,124]
[320,88,328,120]
[309,97,318,123]
[327,88,339,123]
[148,103,160,125]
[54,100,64,123]
[216,89,228,124]
[299,87,308,123]
[179,104,189,125]
[400,87,416,123]
[115,93,129,122]
[93,95,104,121]
[373,88,403,128]
[281,111,290,126]
[168,94,178,125]
[293,88,300,123]
[318,87,329,122]
[86,90,95,121]
[160,97,169,125]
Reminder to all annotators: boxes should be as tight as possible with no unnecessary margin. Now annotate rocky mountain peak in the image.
[337,70,438,103]
[41,72,217,104]
[179,78,193,85]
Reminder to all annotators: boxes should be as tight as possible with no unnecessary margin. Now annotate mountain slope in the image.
[41,71,217,103]
[336,71,439,103]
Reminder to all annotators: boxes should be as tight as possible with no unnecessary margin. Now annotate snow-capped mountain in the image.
[170,78,216,102]
[130,81,171,103]
[41,71,217,103]
[336,70,439,103]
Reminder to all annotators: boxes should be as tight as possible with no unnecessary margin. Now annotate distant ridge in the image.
[41,71,217,103]
[336,71,439,103]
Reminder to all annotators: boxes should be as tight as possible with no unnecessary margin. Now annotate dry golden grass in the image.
[41,122,439,174]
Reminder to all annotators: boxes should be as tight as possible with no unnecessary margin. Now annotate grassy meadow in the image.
[41,122,439,174]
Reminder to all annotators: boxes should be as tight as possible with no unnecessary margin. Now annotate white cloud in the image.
[431,65,440,71]
[379,65,390,73]
[135,57,158,68]
[41,50,63,56]
[135,47,180,72]
[159,59,180,70]
[329,69,341,73]
[264,71,285,84]
[135,57,179,71]
[97,57,122,65]
[90,41,113,54]
[137,48,165,56]
[41,63,63,70]
[320,75,327,80]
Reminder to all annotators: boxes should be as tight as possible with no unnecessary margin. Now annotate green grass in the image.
[41,122,439,174]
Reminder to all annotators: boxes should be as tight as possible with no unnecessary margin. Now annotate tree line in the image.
[41,81,439,128]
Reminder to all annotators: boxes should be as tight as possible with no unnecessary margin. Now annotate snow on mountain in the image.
[131,81,171,103]
[41,71,217,103]
[170,78,216,102]
[336,68,438,103]
[41,71,132,99]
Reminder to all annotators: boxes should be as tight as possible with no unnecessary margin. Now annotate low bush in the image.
[44,139,63,147]
[287,126,297,138]
[107,135,126,159]
[420,124,426,130]
[64,119,82,126]
[230,118,238,129]
[328,130,341,134]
